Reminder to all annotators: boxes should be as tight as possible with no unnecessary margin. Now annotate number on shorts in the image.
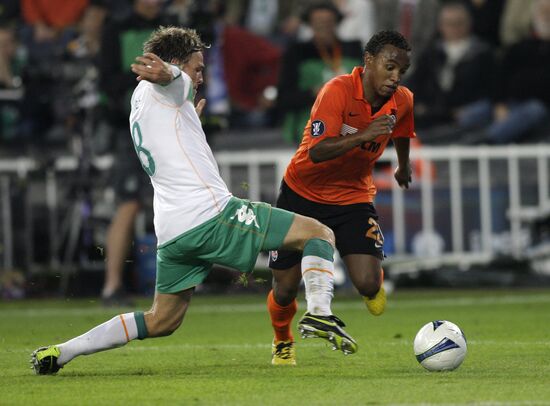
[366,217,384,248]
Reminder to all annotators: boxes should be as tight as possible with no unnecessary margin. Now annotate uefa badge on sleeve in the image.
[311,120,325,137]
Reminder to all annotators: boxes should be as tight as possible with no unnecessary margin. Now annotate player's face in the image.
[180,51,205,91]
[366,45,410,99]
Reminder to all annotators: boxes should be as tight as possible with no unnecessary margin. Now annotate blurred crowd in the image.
[0,0,550,156]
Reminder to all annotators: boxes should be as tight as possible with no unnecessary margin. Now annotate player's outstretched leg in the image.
[29,290,193,375]
[29,312,148,375]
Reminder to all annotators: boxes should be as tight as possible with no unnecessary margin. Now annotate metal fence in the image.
[1,145,550,274]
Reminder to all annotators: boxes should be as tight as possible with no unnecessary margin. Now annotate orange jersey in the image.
[284,66,415,205]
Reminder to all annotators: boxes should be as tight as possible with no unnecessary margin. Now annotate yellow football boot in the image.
[364,268,386,315]
[271,340,296,365]
[364,284,386,316]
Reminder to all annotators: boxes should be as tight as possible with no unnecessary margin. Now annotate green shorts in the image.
[156,196,294,293]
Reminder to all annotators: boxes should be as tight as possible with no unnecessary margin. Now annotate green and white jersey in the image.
[129,66,232,246]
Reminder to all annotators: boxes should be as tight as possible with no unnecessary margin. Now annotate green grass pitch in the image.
[1,288,549,405]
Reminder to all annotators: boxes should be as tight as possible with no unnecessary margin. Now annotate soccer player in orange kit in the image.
[268,30,415,365]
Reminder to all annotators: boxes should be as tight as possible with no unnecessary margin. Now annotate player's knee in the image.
[273,283,299,306]
[321,224,336,247]
[308,219,335,247]
[355,271,382,298]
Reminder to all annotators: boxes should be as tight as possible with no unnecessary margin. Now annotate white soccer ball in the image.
[413,320,467,371]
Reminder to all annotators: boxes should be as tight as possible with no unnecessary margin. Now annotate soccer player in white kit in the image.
[31,27,357,374]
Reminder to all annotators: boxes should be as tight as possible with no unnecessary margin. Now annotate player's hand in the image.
[361,114,396,142]
[195,98,206,117]
[394,162,412,189]
[131,53,173,85]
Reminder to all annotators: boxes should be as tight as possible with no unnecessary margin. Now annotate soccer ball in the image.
[413,320,467,371]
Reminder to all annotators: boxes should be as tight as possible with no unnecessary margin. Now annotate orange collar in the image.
[351,66,365,100]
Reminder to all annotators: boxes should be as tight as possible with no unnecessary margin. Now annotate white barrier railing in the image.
[1,145,549,273]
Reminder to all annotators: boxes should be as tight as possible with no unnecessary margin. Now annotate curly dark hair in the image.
[143,26,210,64]
[363,30,411,57]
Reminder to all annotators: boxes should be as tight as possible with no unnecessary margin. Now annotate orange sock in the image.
[267,290,297,342]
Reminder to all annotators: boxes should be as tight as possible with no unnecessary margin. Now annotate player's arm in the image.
[309,115,396,163]
[392,137,412,189]
[130,53,205,115]
[131,53,175,85]
[391,88,415,189]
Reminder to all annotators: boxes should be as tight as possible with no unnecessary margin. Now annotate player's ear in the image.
[364,52,374,68]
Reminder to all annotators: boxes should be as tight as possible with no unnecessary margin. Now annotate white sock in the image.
[301,255,334,316]
[57,312,139,366]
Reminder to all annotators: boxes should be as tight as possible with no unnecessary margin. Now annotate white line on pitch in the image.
[2,294,550,318]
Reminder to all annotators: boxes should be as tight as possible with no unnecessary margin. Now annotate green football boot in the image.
[31,346,62,375]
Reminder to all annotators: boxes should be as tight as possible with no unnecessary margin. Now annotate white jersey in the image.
[129,66,232,246]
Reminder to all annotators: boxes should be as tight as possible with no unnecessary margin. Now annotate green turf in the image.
[1,289,550,405]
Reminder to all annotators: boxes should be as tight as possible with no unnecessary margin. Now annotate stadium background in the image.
[1,1,550,405]
[1,0,549,298]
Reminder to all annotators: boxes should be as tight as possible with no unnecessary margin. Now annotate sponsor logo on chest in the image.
[340,123,358,136]
[340,123,382,153]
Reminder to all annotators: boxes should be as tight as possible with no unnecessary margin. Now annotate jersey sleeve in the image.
[391,87,416,139]
[152,65,192,106]
[306,79,347,147]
